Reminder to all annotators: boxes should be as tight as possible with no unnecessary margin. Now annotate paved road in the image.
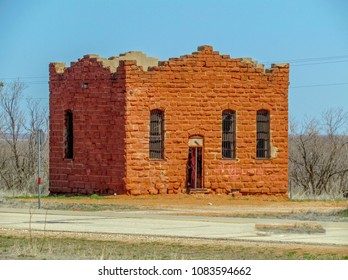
[0,207,347,245]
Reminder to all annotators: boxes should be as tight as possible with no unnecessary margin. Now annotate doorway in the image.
[187,146,203,191]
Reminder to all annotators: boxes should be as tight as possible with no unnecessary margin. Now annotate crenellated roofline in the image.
[50,45,289,75]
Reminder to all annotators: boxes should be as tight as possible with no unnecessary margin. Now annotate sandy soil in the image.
[31,194,348,216]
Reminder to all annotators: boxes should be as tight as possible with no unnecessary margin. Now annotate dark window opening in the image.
[150,110,164,159]
[256,110,270,158]
[222,110,236,159]
[64,110,74,159]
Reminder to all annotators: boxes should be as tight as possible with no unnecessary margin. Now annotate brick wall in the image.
[123,46,289,196]
[49,56,126,195]
[49,46,289,196]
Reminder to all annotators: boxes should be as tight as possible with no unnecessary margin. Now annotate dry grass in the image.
[1,229,347,260]
[255,222,326,234]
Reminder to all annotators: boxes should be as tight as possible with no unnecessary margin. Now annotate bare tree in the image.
[0,80,26,190]
[289,108,348,198]
[24,98,49,193]
[26,99,48,170]
[0,80,48,194]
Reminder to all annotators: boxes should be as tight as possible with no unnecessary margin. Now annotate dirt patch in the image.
[8,194,348,217]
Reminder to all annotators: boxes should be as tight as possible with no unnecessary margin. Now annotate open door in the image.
[186,137,203,192]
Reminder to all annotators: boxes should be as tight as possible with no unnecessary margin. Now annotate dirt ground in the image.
[27,194,348,216]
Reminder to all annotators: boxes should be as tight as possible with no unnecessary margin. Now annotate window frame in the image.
[64,109,74,159]
[149,109,164,160]
[256,109,270,159]
[222,110,236,159]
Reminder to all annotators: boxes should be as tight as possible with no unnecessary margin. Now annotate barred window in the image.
[222,110,236,159]
[149,110,164,159]
[64,110,74,159]
[256,110,270,158]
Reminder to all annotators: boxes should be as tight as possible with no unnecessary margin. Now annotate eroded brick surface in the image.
[49,46,289,196]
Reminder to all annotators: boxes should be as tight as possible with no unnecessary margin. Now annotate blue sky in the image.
[0,0,347,122]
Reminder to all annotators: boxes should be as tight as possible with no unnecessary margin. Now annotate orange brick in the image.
[49,46,289,197]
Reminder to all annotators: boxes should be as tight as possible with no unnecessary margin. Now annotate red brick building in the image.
[49,46,289,196]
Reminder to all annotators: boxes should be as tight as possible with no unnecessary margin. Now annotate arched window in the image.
[222,110,236,159]
[256,110,270,158]
[149,109,164,159]
[64,110,73,159]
